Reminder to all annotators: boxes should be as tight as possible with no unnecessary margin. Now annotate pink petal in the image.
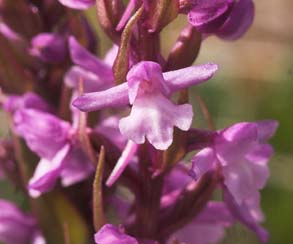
[58,0,95,10]
[222,159,261,203]
[219,122,258,142]
[246,145,272,189]
[106,140,138,187]
[0,22,24,43]
[116,0,137,31]
[13,109,70,160]
[64,66,112,93]
[119,94,193,150]
[255,120,278,143]
[94,224,138,244]
[216,0,254,40]
[60,145,94,187]
[163,63,218,94]
[187,0,233,33]
[30,33,66,63]
[0,200,37,244]
[168,201,234,244]
[224,190,269,242]
[69,36,112,78]
[28,144,71,198]
[72,83,129,112]
[3,92,51,113]
[215,122,258,165]
[190,147,216,180]
[246,144,273,164]
[127,61,169,104]
[103,45,119,66]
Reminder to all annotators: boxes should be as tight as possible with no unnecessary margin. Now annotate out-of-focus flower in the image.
[2,92,52,114]
[94,224,138,244]
[73,61,218,150]
[183,0,254,40]
[13,108,94,197]
[58,0,95,10]
[191,120,278,203]
[0,199,45,244]
[190,121,278,241]
[29,33,66,63]
[94,224,157,244]
[168,201,234,244]
[65,36,117,93]
[0,21,25,45]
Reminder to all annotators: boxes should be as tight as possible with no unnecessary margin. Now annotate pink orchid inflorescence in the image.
[0,0,278,243]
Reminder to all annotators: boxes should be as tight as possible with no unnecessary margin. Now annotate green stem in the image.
[93,146,106,231]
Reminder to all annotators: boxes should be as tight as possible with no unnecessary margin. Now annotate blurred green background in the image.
[1,1,292,243]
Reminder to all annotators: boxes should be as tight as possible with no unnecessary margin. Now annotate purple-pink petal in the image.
[13,109,70,159]
[119,95,193,150]
[216,0,254,40]
[106,140,138,187]
[103,45,119,67]
[126,61,170,104]
[3,92,52,114]
[222,159,259,203]
[163,63,218,94]
[116,0,137,31]
[65,66,112,93]
[60,145,94,187]
[94,224,138,244]
[246,144,273,165]
[0,22,25,44]
[58,0,95,10]
[255,120,279,143]
[215,122,258,165]
[69,36,112,78]
[190,147,216,180]
[169,201,234,244]
[0,200,38,244]
[30,33,66,63]
[28,144,71,198]
[224,189,269,242]
[72,82,129,112]
[219,122,258,143]
[188,0,233,33]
